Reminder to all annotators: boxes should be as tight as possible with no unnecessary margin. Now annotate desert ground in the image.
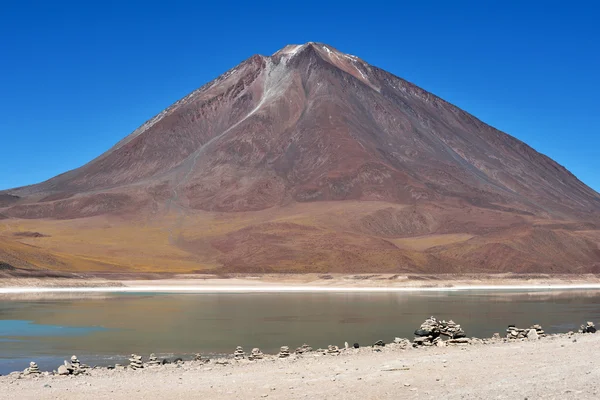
[2,331,598,399]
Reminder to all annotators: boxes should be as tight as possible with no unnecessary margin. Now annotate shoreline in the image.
[4,273,600,293]
[4,283,600,294]
[3,331,600,399]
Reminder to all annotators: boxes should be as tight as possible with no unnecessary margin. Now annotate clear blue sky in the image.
[1,1,598,192]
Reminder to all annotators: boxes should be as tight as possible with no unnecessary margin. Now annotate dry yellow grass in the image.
[390,234,474,251]
[1,201,598,274]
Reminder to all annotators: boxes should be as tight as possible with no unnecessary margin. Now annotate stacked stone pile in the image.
[278,346,291,358]
[129,354,143,370]
[71,355,81,369]
[439,320,466,339]
[506,324,545,340]
[326,345,340,355]
[373,340,385,347]
[249,348,264,360]
[580,322,597,334]
[24,362,40,375]
[147,354,161,366]
[70,355,88,372]
[413,317,467,346]
[295,344,313,354]
[233,346,245,360]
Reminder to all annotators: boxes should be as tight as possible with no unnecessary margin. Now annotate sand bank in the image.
[3,273,600,293]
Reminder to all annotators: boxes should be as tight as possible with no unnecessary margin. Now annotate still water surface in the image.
[1,290,600,374]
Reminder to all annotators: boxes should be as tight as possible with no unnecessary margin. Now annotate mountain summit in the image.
[2,42,600,274]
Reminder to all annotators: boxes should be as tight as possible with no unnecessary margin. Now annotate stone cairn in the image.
[506,324,545,340]
[580,321,597,334]
[129,354,144,370]
[233,346,246,360]
[24,361,40,375]
[295,344,313,355]
[193,353,210,363]
[147,354,161,366]
[70,355,88,372]
[278,346,291,358]
[71,355,81,369]
[248,348,264,360]
[326,345,340,355]
[413,316,467,347]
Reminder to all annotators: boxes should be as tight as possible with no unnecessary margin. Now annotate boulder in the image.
[527,329,539,340]
[57,365,69,376]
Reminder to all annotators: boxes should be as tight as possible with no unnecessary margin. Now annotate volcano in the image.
[2,42,600,274]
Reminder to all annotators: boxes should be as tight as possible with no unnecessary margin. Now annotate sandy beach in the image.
[2,332,599,399]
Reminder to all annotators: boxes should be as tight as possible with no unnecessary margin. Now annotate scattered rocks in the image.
[233,346,246,360]
[278,346,291,358]
[580,322,597,334]
[414,316,466,339]
[193,353,210,363]
[413,337,431,347]
[129,354,143,370]
[507,324,545,340]
[413,316,466,346]
[147,354,161,366]
[393,338,412,349]
[249,348,264,360]
[24,362,40,375]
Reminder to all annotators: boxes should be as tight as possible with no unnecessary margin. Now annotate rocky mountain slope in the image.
[1,42,599,274]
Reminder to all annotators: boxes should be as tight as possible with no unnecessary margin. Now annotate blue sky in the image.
[1,1,598,192]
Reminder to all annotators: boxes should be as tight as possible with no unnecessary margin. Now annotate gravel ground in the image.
[2,333,599,399]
